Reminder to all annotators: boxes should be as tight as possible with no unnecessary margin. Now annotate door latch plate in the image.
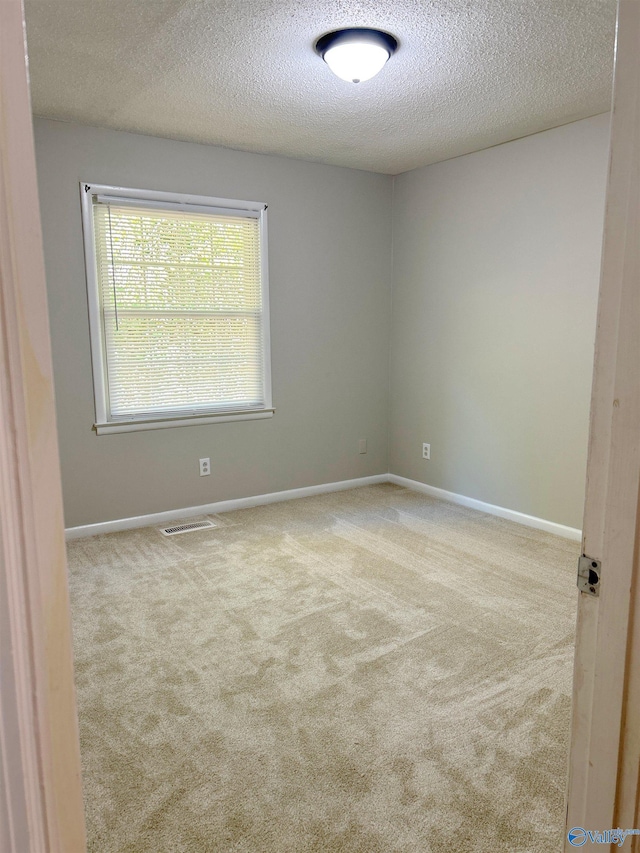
[577,555,601,596]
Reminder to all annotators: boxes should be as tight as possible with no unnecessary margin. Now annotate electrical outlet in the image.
[199,457,210,476]
[359,439,367,455]
[422,443,431,460]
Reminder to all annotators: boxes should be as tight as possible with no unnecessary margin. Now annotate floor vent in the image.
[159,519,217,536]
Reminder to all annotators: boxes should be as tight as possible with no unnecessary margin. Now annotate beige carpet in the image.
[67,483,578,852]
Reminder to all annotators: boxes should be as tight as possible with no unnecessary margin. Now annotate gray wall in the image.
[35,114,609,531]
[389,114,610,529]
[34,119,392,528]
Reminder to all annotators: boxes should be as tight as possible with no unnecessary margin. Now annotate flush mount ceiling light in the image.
[315,28,398,84]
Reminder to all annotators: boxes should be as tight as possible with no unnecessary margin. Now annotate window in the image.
[81,184,272,434]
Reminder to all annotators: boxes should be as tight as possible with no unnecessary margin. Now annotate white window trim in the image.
[80,182,273,434]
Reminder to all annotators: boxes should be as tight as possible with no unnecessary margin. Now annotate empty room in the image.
[5,0,631,850]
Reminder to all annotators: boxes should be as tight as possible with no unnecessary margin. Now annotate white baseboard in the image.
[65,472,582,543]
[388,474,582,542]
[64,474,389,540]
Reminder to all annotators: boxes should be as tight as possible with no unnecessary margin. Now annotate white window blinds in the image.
[88,193,270,427]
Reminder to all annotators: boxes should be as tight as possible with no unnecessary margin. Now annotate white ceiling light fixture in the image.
[315,28,398,84]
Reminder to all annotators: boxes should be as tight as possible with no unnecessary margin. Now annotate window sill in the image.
[94,408,274,435]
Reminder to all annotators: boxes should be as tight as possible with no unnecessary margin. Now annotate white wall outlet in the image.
[199,457,211,476]
[422,443,431,460]
[359,439,367,455]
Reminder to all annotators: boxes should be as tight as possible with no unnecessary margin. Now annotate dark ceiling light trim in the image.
[315,28,399,84]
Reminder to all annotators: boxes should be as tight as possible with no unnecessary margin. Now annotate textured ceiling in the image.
[24,0,616,175]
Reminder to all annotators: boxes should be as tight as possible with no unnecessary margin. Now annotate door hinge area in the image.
[577,555,601,596]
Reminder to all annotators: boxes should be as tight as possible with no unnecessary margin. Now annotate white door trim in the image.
[0,0,86,850]
[565,0,640,843]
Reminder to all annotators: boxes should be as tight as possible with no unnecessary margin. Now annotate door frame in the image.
[565,0,640,846]
[0,0,86,850]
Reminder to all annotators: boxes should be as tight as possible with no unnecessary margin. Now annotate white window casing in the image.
[80,183,273,434]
